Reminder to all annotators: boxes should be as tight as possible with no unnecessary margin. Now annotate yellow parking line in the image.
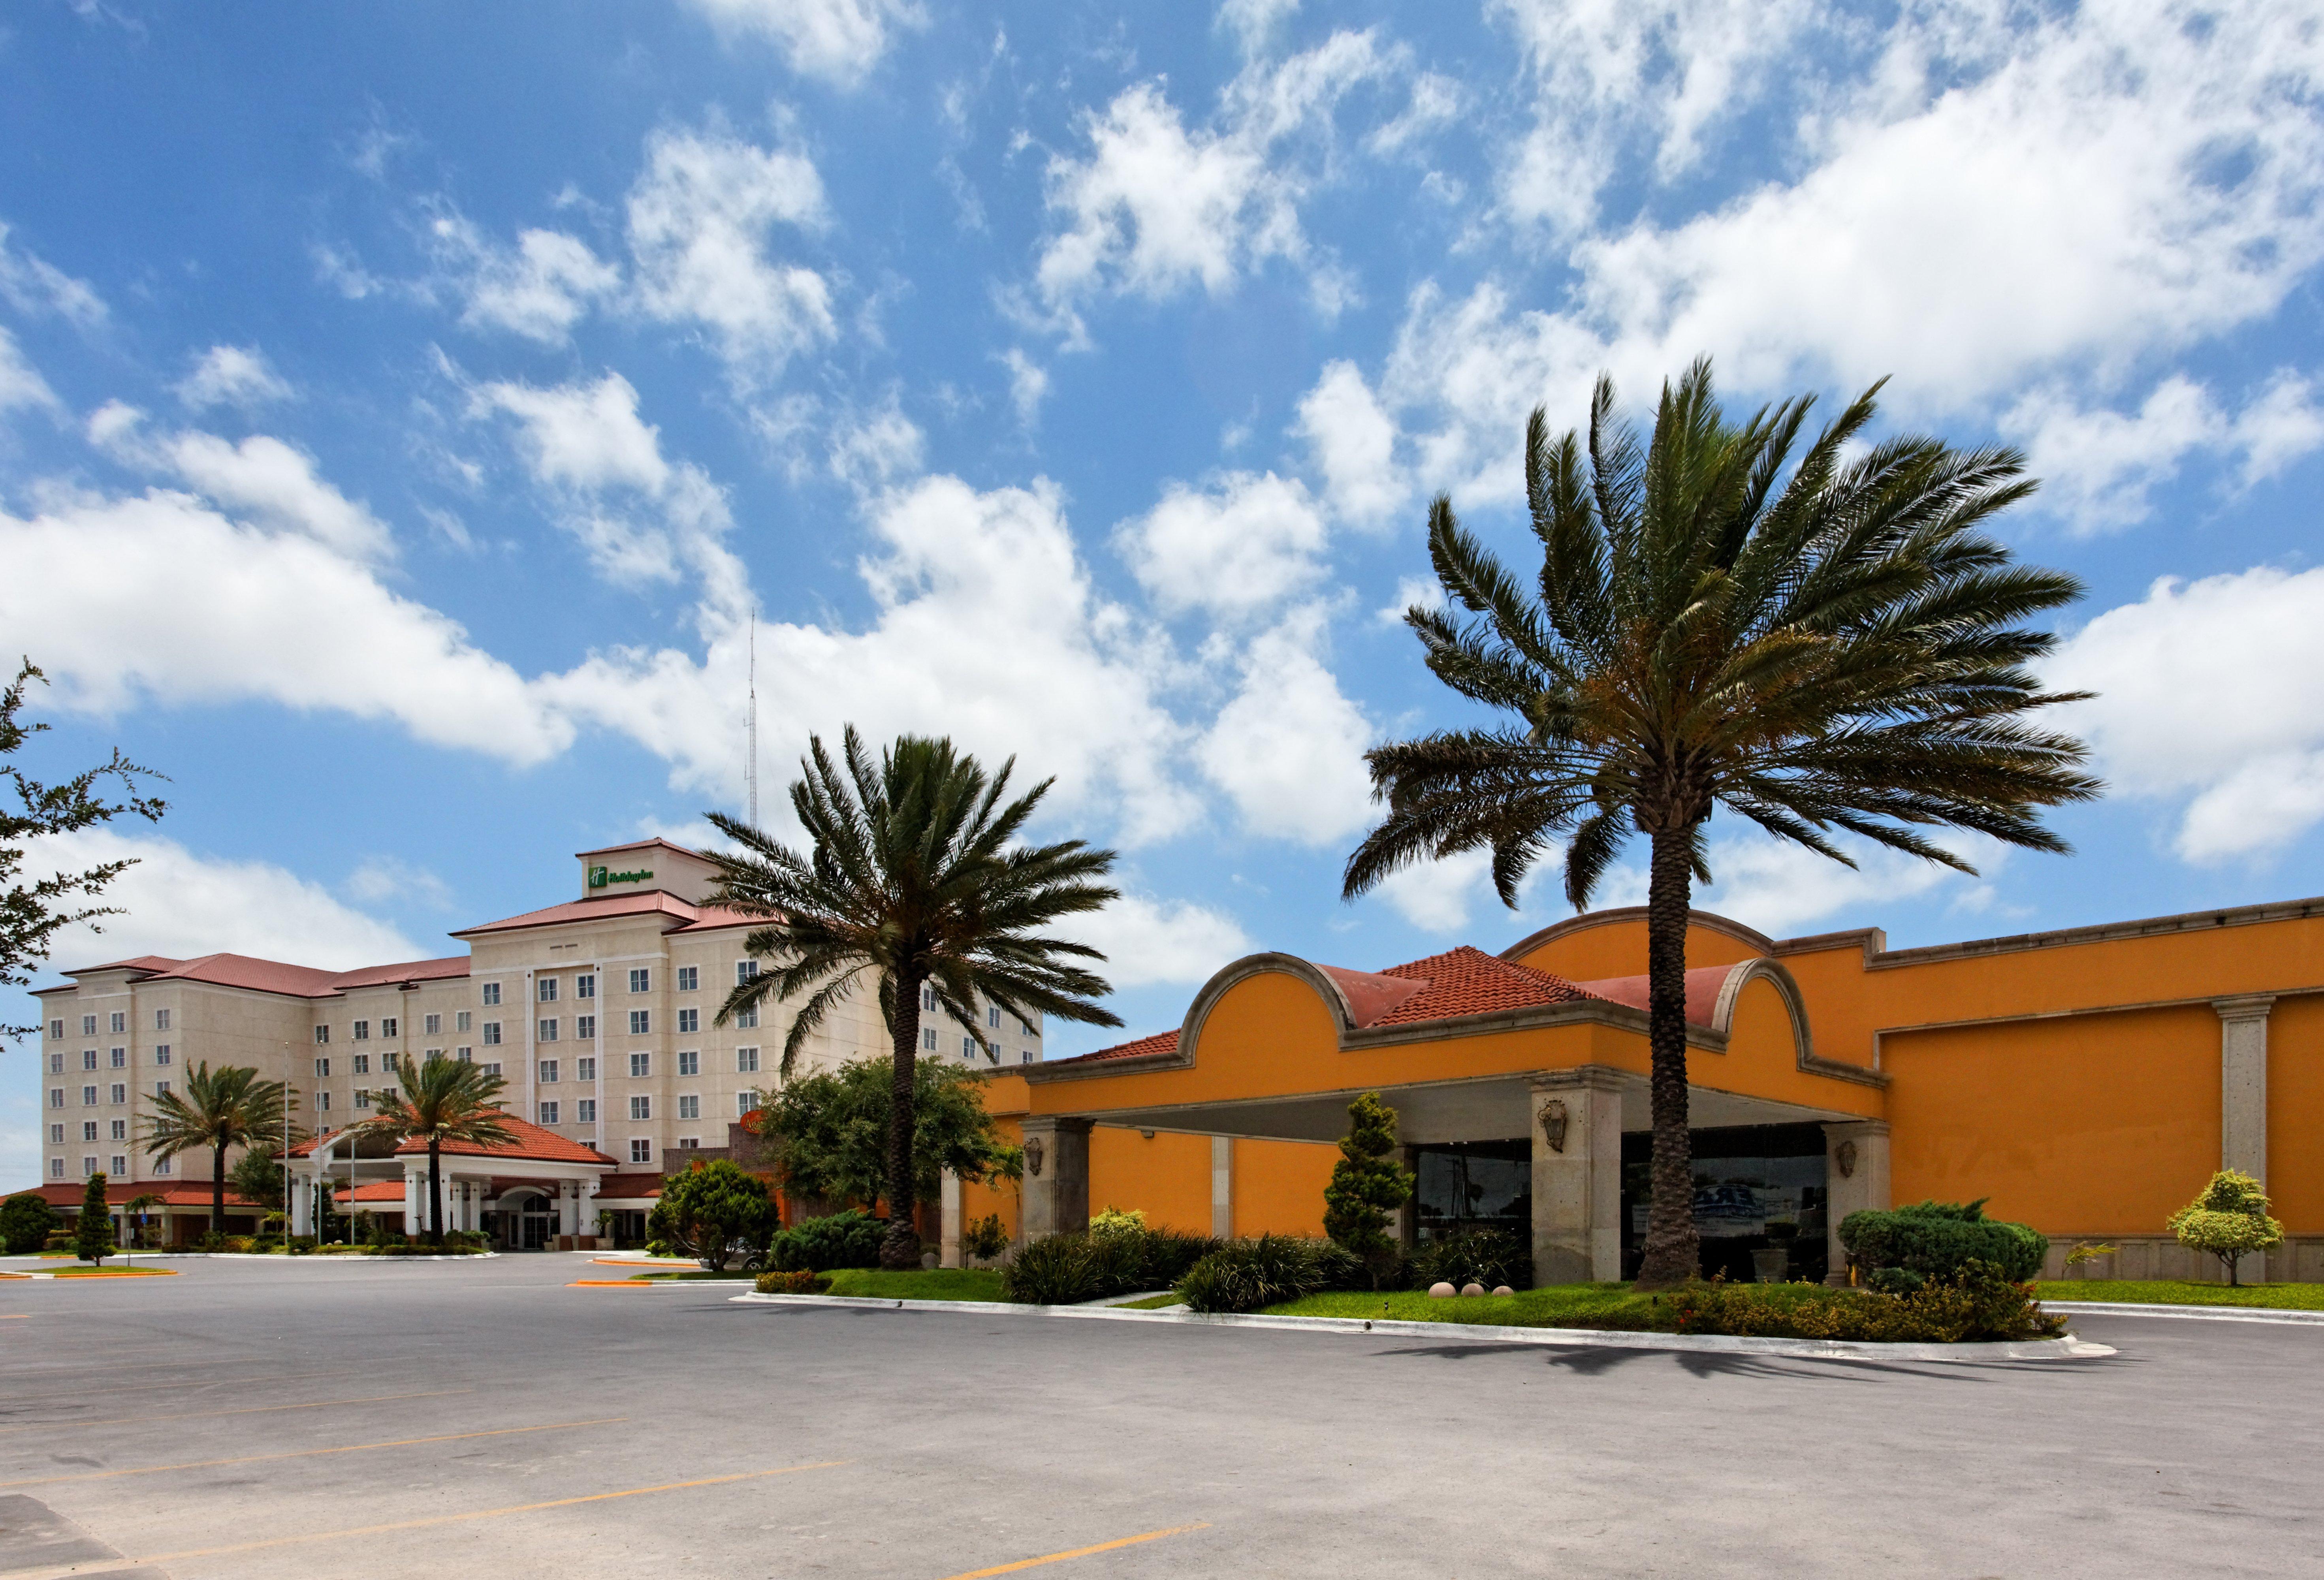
[0,1416,626,1487]
[939,1524,1212,1578]
[134,1462,851,1562]
[0,1387,475,1435]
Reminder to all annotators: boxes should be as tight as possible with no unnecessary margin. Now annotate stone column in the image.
[1529,1068,1624,1286]
[939,1172,962,1268]
[559,1181,580,1236]
[1018,1117,1093,1243]
[2215,994,2274,1283]
[404,1168,423,1235]
[1822,1120,1891,1284]
[1210,1136,1234,1240]
[289,1165,314,1235]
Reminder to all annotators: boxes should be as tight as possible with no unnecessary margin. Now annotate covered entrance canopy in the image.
[288,1114,618,1247]
[1004,920,1890,1285]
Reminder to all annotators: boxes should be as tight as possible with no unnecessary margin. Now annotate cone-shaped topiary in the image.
[1323,1091,1413,1288]
[2168,1170,2283,1286]
[75,1172,115,1264]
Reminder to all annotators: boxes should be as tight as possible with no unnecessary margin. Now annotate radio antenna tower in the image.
[746,609,759,828]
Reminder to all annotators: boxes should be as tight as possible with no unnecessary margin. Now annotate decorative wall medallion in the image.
[1025,1138,1045,1178]
[1835,1139,1857,1179]
[1539,1098,1569,1153]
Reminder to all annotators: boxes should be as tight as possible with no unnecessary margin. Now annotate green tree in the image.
[757,1054,1015,1218]
[350,1055,514,1246]
[1,661,166,1038]
[1343,361,2099,1288]
[961,1212,1011,1264]
[140,1063,302,1238]
[706,728,1124,1269]
[649,1159,780,1271]
[226,1143,289,1231]
[1322,1091,1413,1288]
[74,1172,115,1264]
[0,1191,56,1255]
[122,1191,163,1253]
[2168,1170,2284,1287]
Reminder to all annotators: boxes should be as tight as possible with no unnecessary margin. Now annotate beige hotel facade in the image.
[26,839,1043,1240]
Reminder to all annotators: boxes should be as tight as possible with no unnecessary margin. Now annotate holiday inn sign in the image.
[587,866,653,889]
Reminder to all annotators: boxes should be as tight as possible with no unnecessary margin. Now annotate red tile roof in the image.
[454,890,705,937]
[1050,1029,1182,1066]
[332,1180,408,1204]
[323,957,470,990]
[287,1115,616,1168]
[50,952,469,999]
[589,1172,667,1201]
[15,1181,269,1209]
[1567,966,1733,1029]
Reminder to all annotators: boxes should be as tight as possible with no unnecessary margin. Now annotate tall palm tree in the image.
[1343,361,2099,1288]
[351,1056,515,1246]
[139,1062,301,1238]
[706,728,1125,1270]
[123,1191,163,1255]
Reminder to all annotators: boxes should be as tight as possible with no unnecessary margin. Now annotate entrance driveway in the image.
[0,1255,2313,1577]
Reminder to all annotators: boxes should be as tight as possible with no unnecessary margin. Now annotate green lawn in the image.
[820,1268,1005,1302]
[634,1268,760,1281]
[1265,1284,1671,1330]
[2037,1280,2324,1310]
[1115,1292,1184,1310]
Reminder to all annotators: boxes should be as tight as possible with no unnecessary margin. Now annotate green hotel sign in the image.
[588,866,654,889]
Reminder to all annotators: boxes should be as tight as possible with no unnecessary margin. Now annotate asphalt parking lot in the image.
[0,1253,2316,1579]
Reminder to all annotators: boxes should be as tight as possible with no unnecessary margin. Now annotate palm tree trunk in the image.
[211,1141,228,1238]
[427,1142,443,1247]
[1633,826,1701,1289]
[881,971,923,1270]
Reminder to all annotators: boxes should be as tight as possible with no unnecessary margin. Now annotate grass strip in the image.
[51,1267,179,1279]
[1265,1284,1668,1329]
[2036,1279,2324,1310]
[820,1268,1006,1302]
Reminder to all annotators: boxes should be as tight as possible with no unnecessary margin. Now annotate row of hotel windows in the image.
[49,1010,167,1038]
[313,1005,757,1047]
[309,1049,760,1081]
[51,1155,146,1178]
[531,1092,760,1125]
[48,1045,167,1072]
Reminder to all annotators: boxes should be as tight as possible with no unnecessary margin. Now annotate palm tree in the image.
[706,728,1125,1270]
[139,1062,301,1238]
[1343,360,2099,1288]
[351,1056,515,1246]
[123,1191,163,1256]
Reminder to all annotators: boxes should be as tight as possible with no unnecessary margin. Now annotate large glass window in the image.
[1411,1141,1531,1243]
[1620,1124,1829,1284]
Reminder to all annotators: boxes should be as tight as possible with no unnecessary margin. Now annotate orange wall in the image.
[1088,1126,1214,1234]
[2269,994,2324,1230]
[1231,1138,1336,1237]
[1885,1003,2222,1234]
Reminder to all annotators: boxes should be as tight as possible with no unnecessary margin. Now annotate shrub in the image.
[755,1269,833,1294]
[768,1209,887,1273]
[43,1230,75,1252]
[1669,1261,2064,1343]
[75,1174,115,1264]
[649,1160,780,1271]
[1000,1224,1222,1304]
[1176,1236,1358,1315]
[2168,1170,2283,1285]
[1840,1199,2046,1285]
[1001,1233,1101,1304]
[1,1193,57,1255]
[1409,1227,1531,1293]
[1088,1206,1148,1238]
[961,1213,1011,1264]
[1323,1093,1414,1288]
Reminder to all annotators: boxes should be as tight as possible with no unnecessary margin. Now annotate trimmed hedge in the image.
[1001,1224,1222,1305]
[1840,1199,2045,1284]
[767,1209,888,1273]
[756,1269,833,1294]
[1670,1260,2064,1342]
[1176,1236,1362,1315]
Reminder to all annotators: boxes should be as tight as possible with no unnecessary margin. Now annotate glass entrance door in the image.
[520,1211,556,1250]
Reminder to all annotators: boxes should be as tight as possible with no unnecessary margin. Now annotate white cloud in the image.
[625,124,834,381]
[89,404,395,561]
[0,326,56,414]
[1375,847,1493,933]
[0,220,107,327]
[1367,71,1461,156]
[1196,605,1374,843]
[1374,574,1441,626]
[345,856,455,910]
[1680,830,1998,939]
[2051,564,2324,862]
[827,396,926,492]
[174,345,292,410]
[1295,358,1404,527]
[1065,892,1253,986]
[686,0,925,87]
[30,829,421,971]
[452,225,622,344]
[1115,470,1327,624]
[1001,348,1048,427]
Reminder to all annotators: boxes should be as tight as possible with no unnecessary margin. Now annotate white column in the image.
[1530,1068,1624,1286]
[559,1181,580,1236]
[2215,994,2273,1283]
[404,1166,423,1234]
[289,1163,314,1234]
[939,1172,962,1268]
[1823,1121,1891,1284]
[1210,1135,1234,1240]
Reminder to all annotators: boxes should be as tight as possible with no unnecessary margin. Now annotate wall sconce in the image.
[1140,1129,1156,1140]
[1024,1138,1045,1178]
[1834,1140,1857,1179]
[1539,1099,1569,1153]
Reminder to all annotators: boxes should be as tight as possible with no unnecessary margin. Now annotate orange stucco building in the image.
[947,895,2324,1286]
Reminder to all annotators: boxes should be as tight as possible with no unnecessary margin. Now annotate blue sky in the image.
[6,0,2324,1175]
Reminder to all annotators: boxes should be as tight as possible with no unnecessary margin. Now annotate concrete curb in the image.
[726,1292,2116,1363]
[2040,1300,2324,1326]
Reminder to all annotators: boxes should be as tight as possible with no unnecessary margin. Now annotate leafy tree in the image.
[122,1191,163,1253]
[1,660,166,1038]
[706,728,1123,1269]
[2168,1170,2284,1287]
[0,1191,56,1255]
[350,1055,513,1246]
[649,1159,780,1271]
[1342,361,2097,1287]
[961,1212,1011,1265]
[226,1143,289,1229]
[1322,1091,1413,1288]
[756,1054,1014,1221]
[140,1063,302,1238]
[75,1172,115,1264]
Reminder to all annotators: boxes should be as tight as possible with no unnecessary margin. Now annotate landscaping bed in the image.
[2036,1280,2324,1310]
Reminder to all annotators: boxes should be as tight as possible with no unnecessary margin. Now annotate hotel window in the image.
[111,1047,126,1068]
[677,1137,699,1151]
[48,1124,63,1145]
[315,1026,330,1045]
[576,1098,597,1123]
[154,1045,171,1066]
[538,1018,559,1042]
[482,1061,502,1078]
[390,1053,407,1070]
[963,1037,979,1061]
[734,1006,757,1029]
[353,1021,369,1040]
[539,1059,559,1084]
[49,1089,62,1108]
[354,1089,372,1110]
[82,1157,97,1176]
[110,1119,126,1141]
[630,1139,652,1164]
[49,1018,62,1039]
[482,983,501,1006]
[677,1008,699,1034]
[676,966,698,992]
[576,1015,596,1040]
[110,1155,126,1176]
[382,1017,398,1038]
[81,1014,96,1035]
[82,1049,98,1070]
[629,1096,651,1120]
[83,1086,98,1105]
[482,1022,502,1046]
[736,960,759,986]
[629,969,651,993]
[737,1047,759,1074]
[314,1058,330,1078]
[738,1092,758,1116]
[678,1095,700,1120]
[317,1091,331,1112]
[425,1013,441,1035]
[456,1048,472,1062]
[538,1101,560,1125]
[629,1053,650,1078]
[154,1080,169,1097]
[1021,1050,1033,1064]
[456,1011,472,1032]
[110,1011,126,1034]
[352,1053,370,1074]
[628,1010,650,1035]
[154,1155,171,1174]
[49,1159,63,1178]
[154,1008,170,1031]
[47,1052,61,1074]
[921,1028,936,1051]
[82,1121,98,1142]
[576,1056,597,1081]
[539,978,559,1003]
[987,1006,1001,1029]
[576,973,595,999]
[109,1083,126,1104]
[677,1050,699,1076]
[922,985,936,1013]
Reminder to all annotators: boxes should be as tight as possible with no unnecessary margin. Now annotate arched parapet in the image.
[1502,907,1777,980]
[1703,955,1885,1089]
[1179,952,1363,1063]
